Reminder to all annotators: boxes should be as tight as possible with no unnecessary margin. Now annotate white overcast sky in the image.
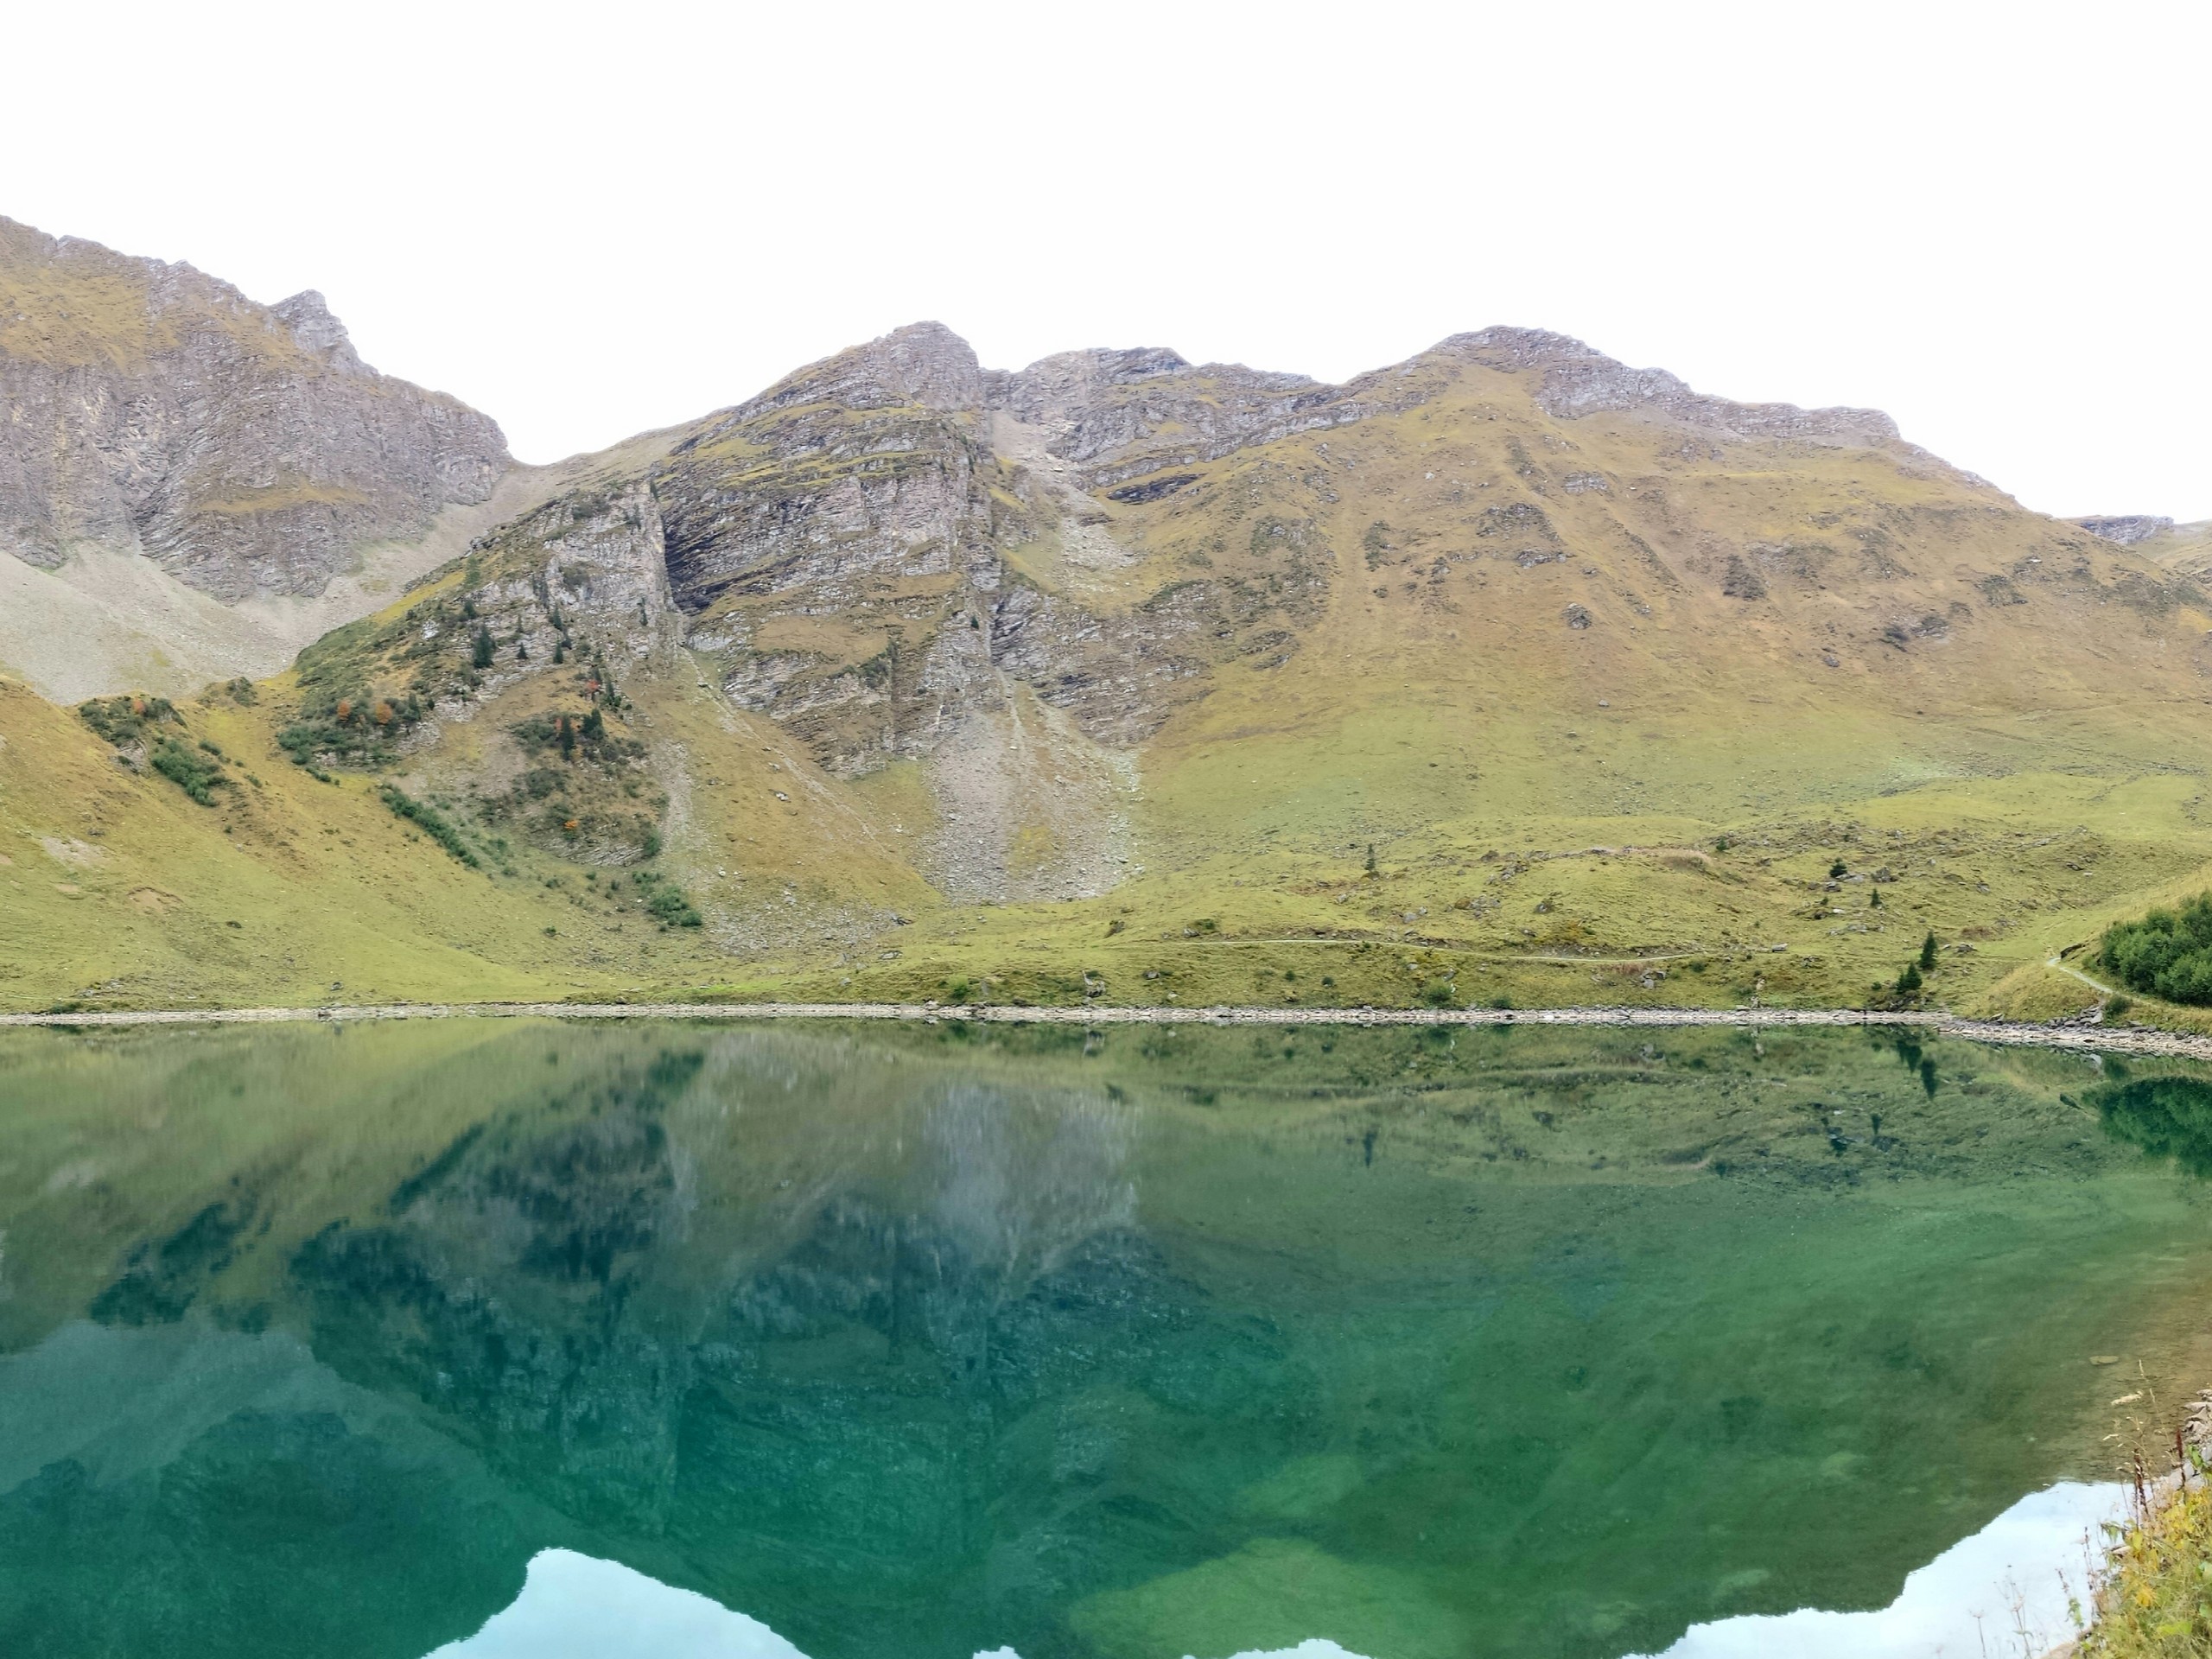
[7,0,2206,518]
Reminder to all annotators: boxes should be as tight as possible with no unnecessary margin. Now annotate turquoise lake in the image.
[2,1016,2210,1657]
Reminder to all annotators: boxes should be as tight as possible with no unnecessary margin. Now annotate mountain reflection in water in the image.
[1,1018,2209,1659]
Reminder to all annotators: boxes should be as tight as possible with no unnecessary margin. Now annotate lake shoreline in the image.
[1,997,2202,1059]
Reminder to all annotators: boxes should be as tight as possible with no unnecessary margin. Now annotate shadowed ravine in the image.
[3,1018,2211,1657]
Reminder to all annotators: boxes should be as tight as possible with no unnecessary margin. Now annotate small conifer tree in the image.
[1364,843,1378,877]
[1896,963,1923,995]
[473,625,495,670]
[557,715,575,761]
[1919,931,1938,970]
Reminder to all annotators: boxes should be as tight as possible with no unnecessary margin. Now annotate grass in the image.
[378,785,477,867]
[2084,1474,2212,1655]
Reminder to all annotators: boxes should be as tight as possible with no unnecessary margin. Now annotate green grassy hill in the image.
[5,320,2210,1017]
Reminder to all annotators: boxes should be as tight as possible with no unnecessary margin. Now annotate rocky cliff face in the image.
[0,216,509,603]
[643,322,1348,899]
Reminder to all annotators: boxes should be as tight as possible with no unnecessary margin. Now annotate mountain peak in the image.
[2074,515,2174,544]
[739,321,984,420]
[0,215,508,612]
[1429,326,1900,448]
[270,289,370,376]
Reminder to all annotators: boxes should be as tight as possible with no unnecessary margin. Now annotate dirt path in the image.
[3,999,2208,1061]
[2050,951,2124,999]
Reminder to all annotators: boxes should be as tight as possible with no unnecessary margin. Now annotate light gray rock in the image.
[0,216,509,602]
[1434,327,1902,448]
[988,346,1377,489]
[2074,515,2175,545]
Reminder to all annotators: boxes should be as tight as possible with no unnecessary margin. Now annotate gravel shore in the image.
[2,999,2206,1061]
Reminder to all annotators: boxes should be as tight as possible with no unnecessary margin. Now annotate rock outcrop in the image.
[2075,515,2176,545]
[0,216,509,602]
[1435,327,1903,448]
[986,346,1372,488]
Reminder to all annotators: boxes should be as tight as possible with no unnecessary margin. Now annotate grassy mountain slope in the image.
[5,323,2211,1016]
[772,331,2212,1016]
[2138,517,2212,576]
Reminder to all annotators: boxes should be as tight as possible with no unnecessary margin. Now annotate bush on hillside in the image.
[511,710,642,766]
[633,869,702,927]
[379,785,478,868]
[79,694,179,747]
[149,739,227,805]
[2102,894,2212,1004]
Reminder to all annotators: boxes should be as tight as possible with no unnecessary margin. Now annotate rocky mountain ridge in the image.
[0,216,541,702]
[270,312,2198,928]
[0,216,511,601]
[9,238,2212,1021]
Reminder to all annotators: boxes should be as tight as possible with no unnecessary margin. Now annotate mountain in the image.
[0,216,599,702]
[6,238,2212,1018]
[2122,516,2212,576]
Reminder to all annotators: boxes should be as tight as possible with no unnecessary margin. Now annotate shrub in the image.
[150,739,227,804]
[2102,894,2212,1004]
[511,710,642,767]
[79,694,179,747]
[1419,979,1458,1008]
[2105,995,2133,1021]
[1828,860,1847,879]
[379,785,478,868]
[633,870,702,926]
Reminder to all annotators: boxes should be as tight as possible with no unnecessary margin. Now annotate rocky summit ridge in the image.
[0,216,509,601]
[4,224,2212,1023]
